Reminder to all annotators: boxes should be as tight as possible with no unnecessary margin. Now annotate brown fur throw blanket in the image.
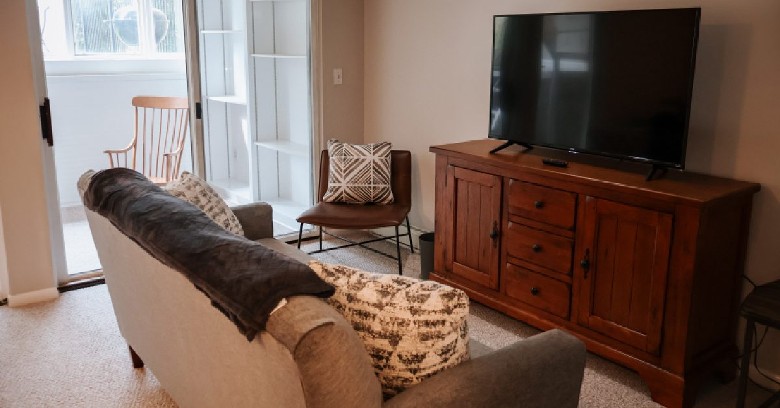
[84,168,334,341]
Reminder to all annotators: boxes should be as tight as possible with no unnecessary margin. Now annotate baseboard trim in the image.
[371,225,429,250]
[7,287,59,307]
[58,277,105,293]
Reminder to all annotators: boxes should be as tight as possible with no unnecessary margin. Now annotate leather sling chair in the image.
[296,150,414,275]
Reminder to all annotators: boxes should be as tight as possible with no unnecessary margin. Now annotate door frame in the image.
[26,0,69,285]
[182,0,207,178]
[31,0,194,284]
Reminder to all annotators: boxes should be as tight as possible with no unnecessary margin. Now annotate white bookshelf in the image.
[200,29,243,34]
[195,0,313,230]
[251,53,306,59]
[255,140,308,157]
[207,95,247,105]
[249,0,312,217]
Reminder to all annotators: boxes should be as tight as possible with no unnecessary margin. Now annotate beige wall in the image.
[0,0,58,297]
[320,0,364,145]
[365,0,780,381]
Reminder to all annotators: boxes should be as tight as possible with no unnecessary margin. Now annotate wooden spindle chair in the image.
[104,96,190,184]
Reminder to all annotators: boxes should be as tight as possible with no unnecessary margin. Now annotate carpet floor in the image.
[0,231,772,407]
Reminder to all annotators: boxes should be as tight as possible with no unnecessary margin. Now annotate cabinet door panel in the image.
[447,166,501,290]
[577,197,672,355]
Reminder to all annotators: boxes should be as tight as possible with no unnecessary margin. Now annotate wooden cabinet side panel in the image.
[433,155,451,277]
[680,196,754,369]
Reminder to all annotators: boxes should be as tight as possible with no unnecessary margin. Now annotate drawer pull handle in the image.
[531,244,542,252]
[530,287,540,296]
[534,200,545,209]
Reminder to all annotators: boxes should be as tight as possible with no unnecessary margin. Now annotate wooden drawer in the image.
[505,222,573,275]
[507,179,577,229]
[504,263,571,319]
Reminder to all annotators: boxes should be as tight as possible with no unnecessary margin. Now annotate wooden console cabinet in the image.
[430,140,760,408]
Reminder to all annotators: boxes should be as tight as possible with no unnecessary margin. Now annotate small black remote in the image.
[542,158,569,168]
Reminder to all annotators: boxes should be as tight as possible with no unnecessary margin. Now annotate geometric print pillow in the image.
[322,140,394,204]
[163,172,244,236]
[308,260,470,397]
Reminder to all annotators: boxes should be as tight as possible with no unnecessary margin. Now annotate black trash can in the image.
[418,232,435,280]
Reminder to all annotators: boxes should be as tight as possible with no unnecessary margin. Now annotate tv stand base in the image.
[489,140,533,154]
[646,165,669,181]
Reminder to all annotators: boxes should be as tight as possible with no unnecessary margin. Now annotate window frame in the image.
[41,0,186,76]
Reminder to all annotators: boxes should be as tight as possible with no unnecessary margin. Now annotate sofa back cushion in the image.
[86,210,308,408]
[83,168,334,341]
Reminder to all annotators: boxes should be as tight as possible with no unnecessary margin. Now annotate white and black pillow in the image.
[322,140,394,204]
[308,260,470,397]
[164,172,244,236]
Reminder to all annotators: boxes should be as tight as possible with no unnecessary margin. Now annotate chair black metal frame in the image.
[736,279,780,408]
[298,218,414,275]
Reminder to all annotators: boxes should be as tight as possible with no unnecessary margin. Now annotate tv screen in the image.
[489,8,700,168]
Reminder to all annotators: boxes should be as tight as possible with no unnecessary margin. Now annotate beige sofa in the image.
[86,197,587,408]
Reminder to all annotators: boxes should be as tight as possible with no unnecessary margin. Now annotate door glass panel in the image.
[37,0,189,281]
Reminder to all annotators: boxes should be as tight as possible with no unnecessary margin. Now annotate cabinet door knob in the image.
[490,222,499,241]
[530,287,540,296]
[532,244,542,252]
[581,249,591,279]
[534,200,545,209]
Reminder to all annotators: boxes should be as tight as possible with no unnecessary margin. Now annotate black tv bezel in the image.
[488,7,701,169]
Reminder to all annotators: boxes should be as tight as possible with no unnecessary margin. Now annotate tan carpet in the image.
[0,231,772,407]
[0,285,176,407]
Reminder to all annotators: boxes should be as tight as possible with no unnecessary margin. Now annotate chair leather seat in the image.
[297,202,411,229]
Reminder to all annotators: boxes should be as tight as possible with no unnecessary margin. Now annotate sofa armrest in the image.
[268,296,383,408]
[231,202,273,240]
[383,329,586,408]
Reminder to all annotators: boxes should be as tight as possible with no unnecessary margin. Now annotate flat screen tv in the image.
[489,8,700,169]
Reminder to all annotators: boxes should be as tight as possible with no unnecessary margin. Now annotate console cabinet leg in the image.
[129,345,144,369]
[640,369,697,408]
[714,357,738,384]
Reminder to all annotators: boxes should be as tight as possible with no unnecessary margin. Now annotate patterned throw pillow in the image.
[164,172,244,236]
[308,261,470,397]
[322,140,394,204]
